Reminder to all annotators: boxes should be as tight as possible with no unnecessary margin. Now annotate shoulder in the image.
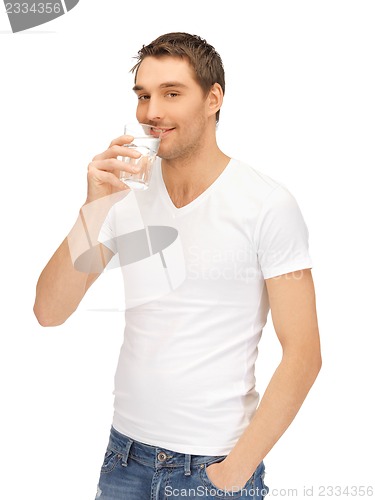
[227,158,295,207]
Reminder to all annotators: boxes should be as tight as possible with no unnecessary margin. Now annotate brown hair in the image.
[131,32,225,122]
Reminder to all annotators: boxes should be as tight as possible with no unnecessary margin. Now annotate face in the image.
[133,56,215,161]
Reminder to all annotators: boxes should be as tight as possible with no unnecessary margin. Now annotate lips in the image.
[152,127,175,139]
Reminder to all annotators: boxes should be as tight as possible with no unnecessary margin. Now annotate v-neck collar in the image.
[156,157,234,216]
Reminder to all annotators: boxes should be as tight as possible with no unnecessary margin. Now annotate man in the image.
[34,32,321,499]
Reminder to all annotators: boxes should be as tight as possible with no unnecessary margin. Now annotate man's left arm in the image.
[207,268,322,490]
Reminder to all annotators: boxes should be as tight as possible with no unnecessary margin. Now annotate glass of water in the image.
[120,123,162,190]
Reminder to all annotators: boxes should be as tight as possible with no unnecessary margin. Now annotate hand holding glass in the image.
[120,123,161,190]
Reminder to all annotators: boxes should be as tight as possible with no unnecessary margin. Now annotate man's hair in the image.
[131,32,225,122]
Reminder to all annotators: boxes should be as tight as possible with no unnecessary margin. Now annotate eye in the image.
[165,92,179,98]
[137,95,150,101]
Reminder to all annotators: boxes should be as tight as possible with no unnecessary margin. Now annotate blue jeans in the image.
[95,427,269,499]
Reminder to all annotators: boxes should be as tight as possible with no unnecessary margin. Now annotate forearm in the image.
[33,235,98,326]
[33,197,116,326]
[225,351,321,481]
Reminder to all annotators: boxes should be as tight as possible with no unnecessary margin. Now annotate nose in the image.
[138,96,164,124]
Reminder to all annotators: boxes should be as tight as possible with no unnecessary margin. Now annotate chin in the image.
[157,146,173,160]
[158,150,179,161]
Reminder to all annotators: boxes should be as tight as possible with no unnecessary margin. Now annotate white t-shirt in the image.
[98,158,312,455]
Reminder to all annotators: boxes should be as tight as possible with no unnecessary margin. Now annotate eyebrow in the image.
[133,82,188,92]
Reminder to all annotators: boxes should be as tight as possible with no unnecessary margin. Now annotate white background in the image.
[1,1,374,498]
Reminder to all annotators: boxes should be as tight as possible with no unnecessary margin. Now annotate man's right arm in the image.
[33,134,142,327]
[33,236,113,327]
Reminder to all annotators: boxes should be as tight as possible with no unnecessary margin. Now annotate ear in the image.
[206,83,224,118]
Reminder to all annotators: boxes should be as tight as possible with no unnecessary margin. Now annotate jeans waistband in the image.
[107,426,227,476]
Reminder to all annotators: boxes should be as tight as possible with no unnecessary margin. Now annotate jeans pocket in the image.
[199,456,247,498]
[100,448,122,474]
[247,463,269,499]
[199,458,269,499]
[256,466,269,498]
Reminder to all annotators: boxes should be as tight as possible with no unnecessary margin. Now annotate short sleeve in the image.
[97,191,149,255]
[254,186,313,279]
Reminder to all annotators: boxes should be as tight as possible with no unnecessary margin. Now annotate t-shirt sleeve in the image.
[254,186,313,279]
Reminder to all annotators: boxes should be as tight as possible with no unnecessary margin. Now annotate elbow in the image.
[311,351,322,381]
[316,350,323,375]
[33,303,67,328]
[317,350,323,371]
[306,347,322,384]
[312,336,323,373]
[284,344,322,383]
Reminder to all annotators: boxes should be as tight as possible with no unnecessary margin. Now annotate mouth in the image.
[150,127,175,139]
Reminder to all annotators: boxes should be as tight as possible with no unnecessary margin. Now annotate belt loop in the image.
[121,438,133,467]
[184,454,191,476]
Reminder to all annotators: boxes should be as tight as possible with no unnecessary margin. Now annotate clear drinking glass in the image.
[119,123,162,190]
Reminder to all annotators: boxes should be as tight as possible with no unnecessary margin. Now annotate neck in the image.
[161,138,230,208]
